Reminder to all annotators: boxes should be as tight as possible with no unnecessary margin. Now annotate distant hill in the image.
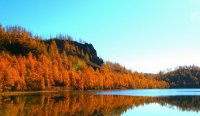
[160,65,200,88]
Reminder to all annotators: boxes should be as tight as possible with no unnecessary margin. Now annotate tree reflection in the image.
[0,92,200,116]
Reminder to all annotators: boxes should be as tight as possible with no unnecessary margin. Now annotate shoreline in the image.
[0,90,70,96]
[1,88,199,96]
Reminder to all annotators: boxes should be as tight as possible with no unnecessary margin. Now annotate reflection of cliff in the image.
[0,93,200,116]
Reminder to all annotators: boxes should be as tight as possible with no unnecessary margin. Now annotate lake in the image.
[0,89,200,116]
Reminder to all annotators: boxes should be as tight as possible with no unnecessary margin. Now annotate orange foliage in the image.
[0,25,169,91]
[0,47,168,91]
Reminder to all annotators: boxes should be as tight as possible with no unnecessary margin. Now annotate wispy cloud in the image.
[191,12,200,23]
[191,0,200,4]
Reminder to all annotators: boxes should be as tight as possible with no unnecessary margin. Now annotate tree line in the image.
[160,65,200,88]
[0,24,169,91]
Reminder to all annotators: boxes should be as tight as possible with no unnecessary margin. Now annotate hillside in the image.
[0,25,103,67]
[0,24,168,91]
[160,66,200,88]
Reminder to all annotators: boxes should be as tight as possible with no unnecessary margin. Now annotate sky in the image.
[0,0,200,73]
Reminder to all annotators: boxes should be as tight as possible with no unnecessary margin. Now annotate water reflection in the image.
[0,92,200,116]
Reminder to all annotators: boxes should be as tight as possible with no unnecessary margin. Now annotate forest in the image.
[160,65,200,88]
[1,24,200,92]
[0,24,169,91]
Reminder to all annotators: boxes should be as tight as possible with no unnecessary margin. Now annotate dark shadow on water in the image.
[177,91,200,92]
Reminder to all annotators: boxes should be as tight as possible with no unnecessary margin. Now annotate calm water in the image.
[0,89,200,116]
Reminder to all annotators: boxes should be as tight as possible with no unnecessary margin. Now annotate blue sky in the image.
[0,0,200,73]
